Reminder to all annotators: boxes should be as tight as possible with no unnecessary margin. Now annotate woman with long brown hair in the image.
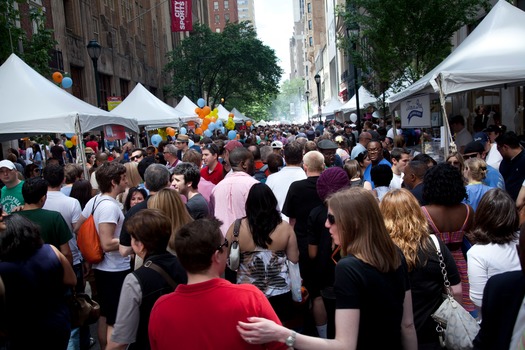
[381,189,462,349]
[237,187,417,349]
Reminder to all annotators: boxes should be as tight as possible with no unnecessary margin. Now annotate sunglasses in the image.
[327,213,336,225]
[217,238,229,251]
[130,155,141,161]
[462,153,478,160]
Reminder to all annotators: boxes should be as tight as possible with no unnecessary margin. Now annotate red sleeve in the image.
[254,291,288,350]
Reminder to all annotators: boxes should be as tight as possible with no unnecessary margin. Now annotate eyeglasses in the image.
[462,153,478,160]
[217,238,229,251]
[327,213,336,225]
[130,155,142,161]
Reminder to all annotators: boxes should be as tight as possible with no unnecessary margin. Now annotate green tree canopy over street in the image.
[0,0,56,76]
[164,22,282,116]
[340,0,491,95]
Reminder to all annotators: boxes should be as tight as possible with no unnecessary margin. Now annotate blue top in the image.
[464,183,492,211]
[363,159,392,188]
[484,164,504,190]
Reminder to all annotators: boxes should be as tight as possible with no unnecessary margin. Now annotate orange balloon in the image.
[52,72,63,83]
[71,135,78,145]
[211,116,217,122]
[167,127,176,137]
[195,128,203,135]
[203,106,211,116]
[195,107,200,114]
[246,121,252,127]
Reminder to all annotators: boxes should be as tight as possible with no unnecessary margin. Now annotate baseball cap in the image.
[463,141,485,155]
[0,160,16,170]
[271,141,283,149]
[224,140,243,152]
[317,139,338,150]
[472,132,489,146]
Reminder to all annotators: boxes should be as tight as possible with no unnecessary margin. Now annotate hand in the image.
[237,317,285,345]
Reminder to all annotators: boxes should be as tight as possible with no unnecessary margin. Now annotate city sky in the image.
[254,0,294,84]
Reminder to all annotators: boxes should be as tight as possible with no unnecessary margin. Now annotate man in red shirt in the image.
[148,218,287,350]
[200,143,223,185]
[86,134,99,154]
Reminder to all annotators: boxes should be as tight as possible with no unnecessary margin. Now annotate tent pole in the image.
[75,116,90,181]
[437,76,454,158]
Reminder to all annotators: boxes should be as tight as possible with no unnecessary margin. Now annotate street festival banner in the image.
[107,96,122,111]
[399,94,431,128]
[171,0,192,32]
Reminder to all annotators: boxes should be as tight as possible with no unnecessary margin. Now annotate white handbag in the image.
[228,219,241,271]
[429,234,480,350]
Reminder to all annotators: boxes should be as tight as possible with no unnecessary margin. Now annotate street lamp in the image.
[346,26,361,133]
[87,39,102,108]
[305,90,310,123]
[314,73,321,122]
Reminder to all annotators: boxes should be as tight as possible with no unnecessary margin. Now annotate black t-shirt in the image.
[186,193,209,220]
[410,236,461,344]
[307,204,336,290]
[334,253,410,350]
[119,198,149,247]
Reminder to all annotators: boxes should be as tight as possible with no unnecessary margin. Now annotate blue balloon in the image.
[65,133,75,138]
[197,98,205,108]
[216,120,223,127]
[228,130,237,140]
[208,122,216,131]
[189,140,194,148]
[151,134,162,147]
[61,77,73,89]
[204,129,213,137]
[220,127,225,134]
[180,127,187,135]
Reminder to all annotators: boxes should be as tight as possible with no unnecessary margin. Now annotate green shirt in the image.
[0,181,24,214]
[15,208,72,249]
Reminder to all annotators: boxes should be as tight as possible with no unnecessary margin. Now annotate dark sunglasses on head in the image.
[327,213,336,225]
[217,238,229,251]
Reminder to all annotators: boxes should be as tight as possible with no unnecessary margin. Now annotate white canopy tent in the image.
[321,97,344,117]
[111,83,191,127]
[341,86,379,112]
[218,104,231,120]
[174,96,199,118]
[0,53,138,142]
[387,0,525,106]
[231,108,252,123]
[255,120,267,127]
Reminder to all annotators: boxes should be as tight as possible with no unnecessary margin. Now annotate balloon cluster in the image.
[194,97,223,137]
[52,72,73,89]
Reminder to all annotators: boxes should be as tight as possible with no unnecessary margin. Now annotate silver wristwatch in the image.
[285,331,296,347]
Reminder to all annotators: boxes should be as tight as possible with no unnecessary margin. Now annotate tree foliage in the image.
[340,0,491,95]
[0,0,57,76]
[164,22,282,116]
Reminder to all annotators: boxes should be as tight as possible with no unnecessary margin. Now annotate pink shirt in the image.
[211,171,258,236]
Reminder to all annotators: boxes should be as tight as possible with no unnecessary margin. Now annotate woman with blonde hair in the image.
[118,162,143,210]
[147,188,192,252]
[380,189,462,349]
[237,187,417,349]
[463,157,492,211]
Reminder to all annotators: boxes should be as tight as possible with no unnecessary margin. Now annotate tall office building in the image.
[289,0,305,81]
[237,0,256,28]
[208,0,239,33]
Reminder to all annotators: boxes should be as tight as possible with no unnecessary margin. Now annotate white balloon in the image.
[350,113,358,122]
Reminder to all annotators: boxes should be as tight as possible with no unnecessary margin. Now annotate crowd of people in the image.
[1,116,525,350]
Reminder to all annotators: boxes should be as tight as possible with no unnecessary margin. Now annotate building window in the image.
[215,14,220,23]
[214,1,218,10]
[225,13,230,22]
[307,2,311,13]
[120,79,129,98]
[99,74,112,111]
[308,20,312,30]
[224,0,229,9]
[92,17,99,41]
[309,36,313,47]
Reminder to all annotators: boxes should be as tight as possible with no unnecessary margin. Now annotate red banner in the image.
[171,0,192,32]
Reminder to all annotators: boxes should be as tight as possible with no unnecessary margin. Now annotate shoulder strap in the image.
[144,261,179,290]
[233,218,241,238]
[429,234,452,296]
[421,206,441,234]
[429,234,440,253]
[260,164,268,172]
[92,195,111,215]
[459,204,471,231]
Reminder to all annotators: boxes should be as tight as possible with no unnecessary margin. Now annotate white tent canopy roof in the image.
[321,97,344,117]
[387,0,525,105]
[218,104,231,120]
[341,86,378,112]
[174,96,199,118]
[0,54,138,141]
[231,108,252,122]
[111,83,187,126]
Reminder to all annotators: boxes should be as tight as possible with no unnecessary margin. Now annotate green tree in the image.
[164,22,282,117]
[0,0,57,76]
[340,0,490,95]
